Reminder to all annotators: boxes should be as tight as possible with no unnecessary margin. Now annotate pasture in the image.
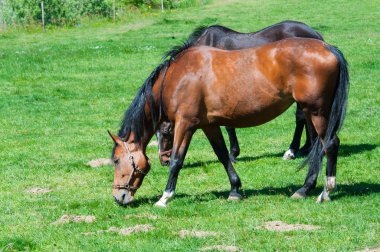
[0,0,379,251]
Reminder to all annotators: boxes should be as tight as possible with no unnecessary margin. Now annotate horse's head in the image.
[157,121,174,166]
[108,131,150,206]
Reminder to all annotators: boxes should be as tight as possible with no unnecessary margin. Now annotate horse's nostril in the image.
[114,195,126,206]
[121,193,126,201]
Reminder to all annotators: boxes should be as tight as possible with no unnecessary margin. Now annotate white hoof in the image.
[154,200,167,208]
[154,191,174,208]
[316,191,331,203]
[283,149,296,160]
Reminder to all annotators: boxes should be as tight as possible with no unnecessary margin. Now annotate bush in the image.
[1,0,112,26]
[120,0,208,9]
[0,0,208,27]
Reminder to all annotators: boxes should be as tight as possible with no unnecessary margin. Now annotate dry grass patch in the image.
[52,215,96,225]
[201,245,240,251]
[357,245,380,252]
[26,188,52,194]
[86,158,113,167]
[264,221,320,231]
[148,140,159,147]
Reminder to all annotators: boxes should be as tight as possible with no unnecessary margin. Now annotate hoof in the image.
[228,193,242,201]
[154,200,167,208]
[316,192,331,203]
[283,149,295,160]
[291,191,307,199]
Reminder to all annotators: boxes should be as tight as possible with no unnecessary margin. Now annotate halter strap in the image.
[159,149,172,156]
[122,141,148,175]
[113,141,147,192]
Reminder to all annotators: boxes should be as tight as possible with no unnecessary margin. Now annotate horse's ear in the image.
[108,130,123,145]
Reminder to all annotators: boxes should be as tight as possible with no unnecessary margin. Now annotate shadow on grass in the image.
[211,182,380,200]
[338,143,377,157]
[182,143,378,169]
[127,144,378,207]
[183,151,284,169]
[129,182,380,207]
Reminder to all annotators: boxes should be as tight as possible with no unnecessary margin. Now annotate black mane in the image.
[117,25,211,142]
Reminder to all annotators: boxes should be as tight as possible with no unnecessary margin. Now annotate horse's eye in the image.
[114,159,120,164]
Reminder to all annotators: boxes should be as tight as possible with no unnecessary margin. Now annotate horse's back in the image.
[255,20,324,41]
[194,21,323,50]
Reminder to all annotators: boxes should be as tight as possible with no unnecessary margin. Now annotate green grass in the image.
[0,0,379,251]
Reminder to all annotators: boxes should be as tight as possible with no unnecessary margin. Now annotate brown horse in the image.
[157,21,324,166]
[109,38,349,207]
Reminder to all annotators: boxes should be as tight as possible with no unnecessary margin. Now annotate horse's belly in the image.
[207,98,294,128]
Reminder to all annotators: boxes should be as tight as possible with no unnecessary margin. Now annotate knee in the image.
[169,158,183,172]
[325,136,340,155]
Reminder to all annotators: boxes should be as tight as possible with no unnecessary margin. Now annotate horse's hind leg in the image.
[284,103,304,160]
[316,134,340,203]
[203,126,242,200]
[226,127,240,162]
[284,103,313,160]
[299,121,312,155]
[291,112,320,199]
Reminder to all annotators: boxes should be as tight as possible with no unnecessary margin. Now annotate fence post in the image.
[113,0,116,22]
[0,0,4,29]
[41,1,45,32]
[161,0,164,13]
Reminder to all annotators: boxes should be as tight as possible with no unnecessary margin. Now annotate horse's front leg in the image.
[203,126,242,200]
[225,127,240,163]
[155,120,195,207]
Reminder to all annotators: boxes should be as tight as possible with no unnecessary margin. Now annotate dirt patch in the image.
[86,158,113,168]
[264,221,320,231]
[201,245,240,251]
[82,224,154,236]
[125,213,158,220]
[148,140,159,147]
[356,245,380,252]
[178,230,220,238]
[52,215,96,225]
[26,188,52,194]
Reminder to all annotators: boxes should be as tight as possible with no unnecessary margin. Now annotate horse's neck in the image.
[141,116,156,153]
[142,89,164,152]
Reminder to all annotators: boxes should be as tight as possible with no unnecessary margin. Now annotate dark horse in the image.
[157,20,324,166]
[109,36,349,207]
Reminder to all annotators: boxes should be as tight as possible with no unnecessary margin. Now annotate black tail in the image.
[302,44,349,176]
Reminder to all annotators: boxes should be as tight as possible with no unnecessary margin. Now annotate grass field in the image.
[0,0,379,251]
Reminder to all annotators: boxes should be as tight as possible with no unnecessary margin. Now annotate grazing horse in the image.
[157,20,324,166]
[109,37,349,207]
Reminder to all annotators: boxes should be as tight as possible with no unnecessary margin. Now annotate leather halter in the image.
[159,149,172,157]
[113,141,147,192]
